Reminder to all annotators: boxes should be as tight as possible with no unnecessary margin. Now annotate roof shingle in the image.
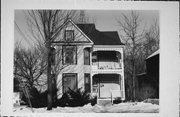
[76,24,124,45]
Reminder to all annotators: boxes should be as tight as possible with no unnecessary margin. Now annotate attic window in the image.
[65,30,74,41]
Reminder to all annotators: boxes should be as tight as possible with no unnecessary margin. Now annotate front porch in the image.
[91,74,124,100]
[91,74,124,105]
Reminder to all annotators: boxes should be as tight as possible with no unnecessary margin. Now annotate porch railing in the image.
[92,61,121,70]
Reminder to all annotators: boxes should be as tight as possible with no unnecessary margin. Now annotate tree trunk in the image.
[52,74,57,107]
[132,39,136,101]
[29,79,33,89]
[29,70,34,88]
[47,46,52,110]
[132,64,136,101]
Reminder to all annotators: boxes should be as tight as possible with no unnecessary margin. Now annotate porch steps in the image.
[97,98,112,106]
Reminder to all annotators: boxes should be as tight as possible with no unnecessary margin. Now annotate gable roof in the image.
[76,24,124,45]
[52,19,93,44]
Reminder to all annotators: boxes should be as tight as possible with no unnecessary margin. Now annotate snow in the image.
[13,102,159,113]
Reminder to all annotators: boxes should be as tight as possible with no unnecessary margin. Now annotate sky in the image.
[14,10,159,48]
[87,10,158,31]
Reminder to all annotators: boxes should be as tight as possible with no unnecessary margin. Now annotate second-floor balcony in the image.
[92,61,121,70]
[92,51,122,70]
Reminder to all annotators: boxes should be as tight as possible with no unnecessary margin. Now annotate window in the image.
[84,73,91,93]
[62,46,77,65]
[84,48,90,65]
[65,30,74,41]
[92,52,97,65]
[63,73,77,93]
[50,47,56,65]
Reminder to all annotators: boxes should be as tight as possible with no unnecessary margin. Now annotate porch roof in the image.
[93,47,122,51]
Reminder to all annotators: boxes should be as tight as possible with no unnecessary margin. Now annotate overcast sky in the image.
[15,10,159,48]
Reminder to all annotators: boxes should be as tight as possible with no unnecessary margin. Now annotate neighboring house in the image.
[52,19,125,101]
[136,50,159,101]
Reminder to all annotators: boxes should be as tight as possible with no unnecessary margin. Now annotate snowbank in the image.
[13,102,159,113]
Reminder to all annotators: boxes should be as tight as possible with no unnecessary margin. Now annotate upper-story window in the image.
[62,45,77,65]
[84,48,90,65]
[65,30,74,41]
[50,47,56,65]
[92,52,97,65]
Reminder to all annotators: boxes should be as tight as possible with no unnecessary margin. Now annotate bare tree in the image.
[117,11,159,101]
[14,43,47,89]
[24,10,79,110]
[77,10,90,24]
[144,19,159,56]
[15,9,94,109]
[135,19,159,77]
[117,11,145,101]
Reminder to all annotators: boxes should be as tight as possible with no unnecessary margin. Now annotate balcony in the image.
[92,61,121,70]
[92,51,122,70]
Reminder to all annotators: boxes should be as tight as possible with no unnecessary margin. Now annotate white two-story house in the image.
[52,19,125,101]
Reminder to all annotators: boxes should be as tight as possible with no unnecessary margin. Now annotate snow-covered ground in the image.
[13,102,159,113]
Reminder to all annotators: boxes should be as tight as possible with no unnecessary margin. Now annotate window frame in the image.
[84,48,90,65]
[65,30,74,42]
[62,73,78,93]
[84,73,91,93]
[50,47,56,65]
[62,45,77,65]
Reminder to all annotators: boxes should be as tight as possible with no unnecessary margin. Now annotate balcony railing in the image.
[92,61,121,70]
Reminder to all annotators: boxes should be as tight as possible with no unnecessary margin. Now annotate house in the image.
[136,50,159,101]
[52,19,125,102]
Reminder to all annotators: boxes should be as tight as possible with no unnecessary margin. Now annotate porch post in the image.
[121,47,125,100]
[119,74,121,89]
[90,73,93,94]
[90,48,93,93]
[119,74,121,97]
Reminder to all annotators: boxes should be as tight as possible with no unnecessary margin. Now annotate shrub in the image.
[113,97,122,104]
[21,87,57,108]
[88,95,97,106]
[57,88,91,107]
[143,99,159,105]
[136,85,156,101]
[20,87,46,108]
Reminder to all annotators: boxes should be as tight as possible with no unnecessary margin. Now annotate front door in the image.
[99,81,112,98]
[99,74,120,98]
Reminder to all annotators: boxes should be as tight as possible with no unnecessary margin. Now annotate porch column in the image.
[119,74,121,90]
[121,47,125,100]
[121,74,125,100]
[118,74,123,98]
[91,73,100,98]
[90,48,93,93]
